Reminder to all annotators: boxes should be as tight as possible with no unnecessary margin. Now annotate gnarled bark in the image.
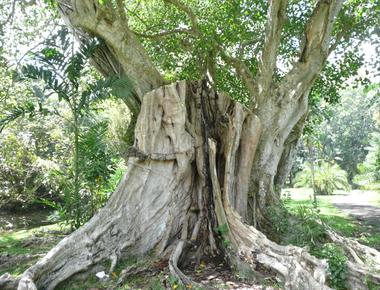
[2,81,378,290]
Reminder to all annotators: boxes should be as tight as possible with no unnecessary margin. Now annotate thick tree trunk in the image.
[2,81,379,290]
[248,94,308,228]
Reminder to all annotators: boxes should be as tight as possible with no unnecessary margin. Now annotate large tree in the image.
[1,0,380,289]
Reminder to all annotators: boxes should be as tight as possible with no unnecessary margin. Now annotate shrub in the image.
[294,161,350,195]
[313,243,348,290]
[286,204,327,248]
[0,129,62,210]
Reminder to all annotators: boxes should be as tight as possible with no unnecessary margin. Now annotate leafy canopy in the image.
[122,0,380,105]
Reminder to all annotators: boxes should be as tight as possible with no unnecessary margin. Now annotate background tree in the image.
[315,88,378,182]
[1,1,380,289]
[288,86,379,193]
[354,87,380,188]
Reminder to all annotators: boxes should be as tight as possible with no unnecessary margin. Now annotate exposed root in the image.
[168,218,193,286]
[325,225,380,269]
[209,139,330,289]
[0,273,19,290]
[324,225,380,288]
[346,261,380,290]
[116,263,161,286]
[169,240,196,287]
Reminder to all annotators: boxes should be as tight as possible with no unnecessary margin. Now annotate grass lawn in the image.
[282,188,380,249]
[0,223,67,276]
[365,189,380,207]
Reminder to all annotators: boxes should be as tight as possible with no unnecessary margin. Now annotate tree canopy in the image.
[1,1,380,290]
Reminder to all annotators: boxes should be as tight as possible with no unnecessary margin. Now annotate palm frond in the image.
[78,76,133,112]
[294,161,350,194]
[0,102,36,133]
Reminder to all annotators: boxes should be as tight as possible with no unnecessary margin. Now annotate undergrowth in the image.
[280,194,349,289]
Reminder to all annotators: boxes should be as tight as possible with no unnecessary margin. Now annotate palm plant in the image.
[294,161,350,195]
[0,28,133,228]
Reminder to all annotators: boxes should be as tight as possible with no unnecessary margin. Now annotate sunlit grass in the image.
[0,223,66,276]
[283,188,380,248]
[365,189,380,206]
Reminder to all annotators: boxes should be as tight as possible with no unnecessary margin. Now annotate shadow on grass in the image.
[0,230,31,255]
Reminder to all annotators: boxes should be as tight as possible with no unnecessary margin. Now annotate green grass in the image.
[0,224,66,276]
[365,189,380,207]
[283,188,380,249]
[0,224,63,254]
[284,188,357,236]
[0,230,32,255]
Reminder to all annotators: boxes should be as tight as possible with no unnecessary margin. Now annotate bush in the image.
[285,204,327,248]
[42,157,127,230]
[313,243,348,290]
[294,161,350,195]
[0,128,62,210]
[41,121,127,230]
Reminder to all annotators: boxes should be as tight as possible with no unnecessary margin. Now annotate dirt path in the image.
[332,190,380,234]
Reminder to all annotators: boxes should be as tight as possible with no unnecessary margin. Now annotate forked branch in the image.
[163,0,200,35]
[277,0,344,101]
[255,0,288,104]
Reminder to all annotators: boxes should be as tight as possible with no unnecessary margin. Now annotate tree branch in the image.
[277,0,344,101]
[116,0,127,22]
[56,0,165,101]
[255,0,288,104]
[0,0,18,27]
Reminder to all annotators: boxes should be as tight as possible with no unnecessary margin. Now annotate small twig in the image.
[0,0,16,26]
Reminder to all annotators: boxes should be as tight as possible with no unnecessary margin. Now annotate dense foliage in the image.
[292,85,379,189]
[0,24,133,228]
[354,132,380,189]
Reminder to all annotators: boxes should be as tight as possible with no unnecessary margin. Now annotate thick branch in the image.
[274,113,306,189]
[255,0,288,104]
[57,0,164,100]
[116,0,127,22]
[277,0,344,101]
